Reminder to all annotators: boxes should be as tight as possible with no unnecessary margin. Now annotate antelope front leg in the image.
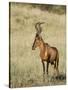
[42,61,45,74]
[46,62,49,75]
[42,61,45,81]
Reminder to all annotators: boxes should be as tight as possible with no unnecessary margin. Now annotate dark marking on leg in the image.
[42,61,45,82]
[46,62,49,75]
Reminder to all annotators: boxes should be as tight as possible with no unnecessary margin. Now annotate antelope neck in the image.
[38,40,45,52]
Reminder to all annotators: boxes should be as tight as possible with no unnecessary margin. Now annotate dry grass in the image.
[9,3,66,88]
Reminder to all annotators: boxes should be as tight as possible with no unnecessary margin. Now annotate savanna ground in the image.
[9,3,66,88]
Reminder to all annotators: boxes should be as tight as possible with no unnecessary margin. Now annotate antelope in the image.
[32,22,59,79]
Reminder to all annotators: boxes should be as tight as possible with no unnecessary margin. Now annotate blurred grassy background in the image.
[9,2,66,88]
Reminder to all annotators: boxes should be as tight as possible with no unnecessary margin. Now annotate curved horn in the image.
[35,22,39,32]
[35,22,44,35]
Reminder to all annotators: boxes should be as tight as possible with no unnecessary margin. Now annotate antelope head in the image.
[32,22,44,50]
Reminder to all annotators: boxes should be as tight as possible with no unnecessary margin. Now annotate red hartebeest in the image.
[32,22,59,80]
